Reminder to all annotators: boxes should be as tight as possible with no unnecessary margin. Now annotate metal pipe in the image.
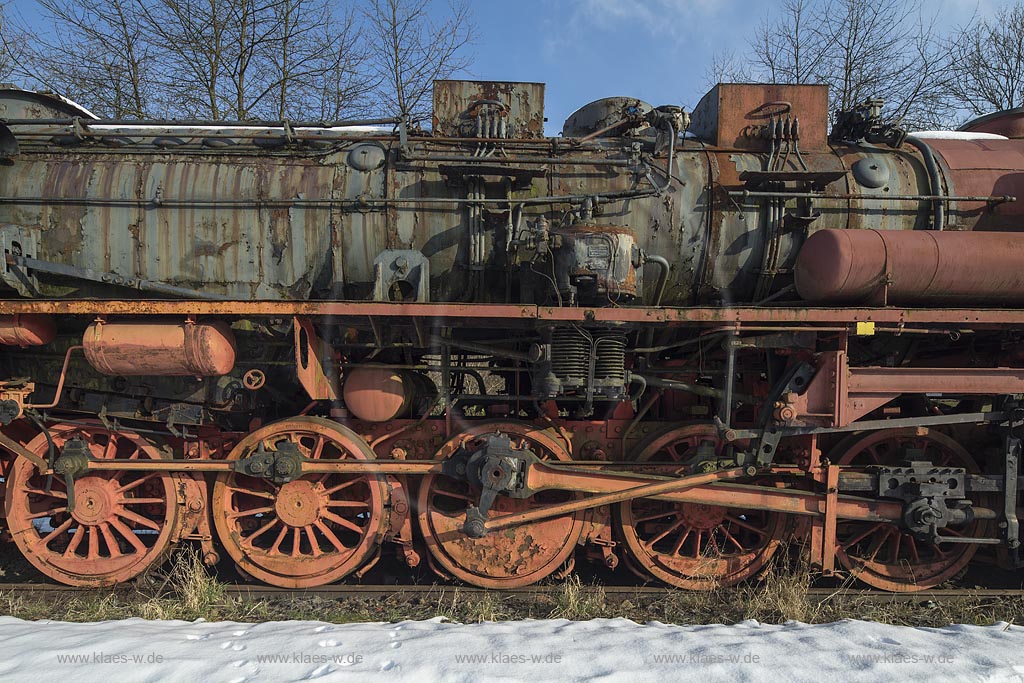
[6,116,403,127]
[633,373,756,403]
[428,336,532,362]
[401,153,637,166]
[0,188,657,208]
[905,135,946,231]
[643,254,671,307]
[720,333,737,428]
[26,345,83,410]
[729,190,1013,203]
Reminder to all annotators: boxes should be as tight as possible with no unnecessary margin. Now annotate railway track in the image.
[0,582,1022,603]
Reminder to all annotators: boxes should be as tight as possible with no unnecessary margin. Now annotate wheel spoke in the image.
[120,497,166,506]
[116,508,162,531]
[225,486,275,501]
[24,487,67,500]
[724,514,767,536]
[268,525,288,554]
[109,517,147,554]
[719,524,747,553]
[323,479,361,496]
[87,526,100,560]
[839,522,886,551]
[26,506,67,520]
[115,473,159,494]
[63,525,86,557]
[669,527,692,556]
[323,510,363,534]
[644,517,686,548]
[243,517,280,547]
[314,520,349,552]
[99,523,122,559]
[305,526,322,557]
[226,506,275,519]
[38,518,74,548]
[634,509,679,524]
[326,500,369,509]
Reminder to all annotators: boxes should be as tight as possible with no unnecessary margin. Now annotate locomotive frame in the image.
[0,80,1023,592]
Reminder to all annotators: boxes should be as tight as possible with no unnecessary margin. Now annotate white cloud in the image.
[572,0,730,39]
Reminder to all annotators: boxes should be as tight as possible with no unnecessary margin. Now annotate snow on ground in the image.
[0,615,1021,682]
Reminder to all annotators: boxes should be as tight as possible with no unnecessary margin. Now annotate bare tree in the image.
[702,49,752,91]
[749,0,825,85]
[360,0,475,122]
[1,0,473,122]
[948,4,1024,116]
[732,0,954,129]
[0,3,35,89]
[7,0,154,117]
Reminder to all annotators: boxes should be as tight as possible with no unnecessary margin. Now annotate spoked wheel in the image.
[418,421,585,588]
[212,417,387,588]
[833,428,987,592]
[4,422,178,586]
[616,423,788,589]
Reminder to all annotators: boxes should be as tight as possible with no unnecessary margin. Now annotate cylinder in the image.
[83,321,236,376]
[0,314,56,346]
[343,366,436,422]
[795,229,1024,305]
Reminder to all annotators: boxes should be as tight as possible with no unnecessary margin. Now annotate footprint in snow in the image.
[185,634,210,641]
[317,639,339,647]
[390,642,401,649]
[880,637,900,645]
[306,664,334,679]
[232,630,250,637]
[220,641,247,652]
[314,625,332,633]
[380,660,398,672]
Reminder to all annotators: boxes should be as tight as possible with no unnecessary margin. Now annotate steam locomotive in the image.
[0,78,1022,591]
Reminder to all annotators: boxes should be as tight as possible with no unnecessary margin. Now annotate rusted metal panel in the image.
[925,137,1024,230]
[960,108,1024,138]
[432,80,545,139]
[690,83,829,151]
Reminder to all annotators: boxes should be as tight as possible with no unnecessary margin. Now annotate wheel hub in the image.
[275,480,323,527]
[679,502,727,530]
[70,476,117,525]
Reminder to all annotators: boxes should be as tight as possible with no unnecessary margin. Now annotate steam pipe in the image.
[644,254,670,307]
[905,135,946,231]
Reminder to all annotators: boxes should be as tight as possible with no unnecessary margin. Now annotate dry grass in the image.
[2,546,1024,627]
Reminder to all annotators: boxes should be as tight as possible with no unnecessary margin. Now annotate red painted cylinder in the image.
[83,321,236,376]
[795,228,1024,305]
[0,314,56,346]
[343,366,435,422]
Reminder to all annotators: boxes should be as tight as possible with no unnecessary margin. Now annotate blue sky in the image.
[467,0,1003,134]
[3,0,1009,131]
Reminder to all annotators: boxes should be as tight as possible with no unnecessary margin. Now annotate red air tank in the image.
[795,228,1024,305]
[0,314,56,346]
[83,321,236,376]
